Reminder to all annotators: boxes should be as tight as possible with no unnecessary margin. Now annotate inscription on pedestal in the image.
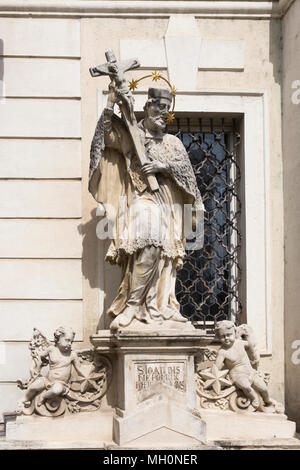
[135,361,186,401]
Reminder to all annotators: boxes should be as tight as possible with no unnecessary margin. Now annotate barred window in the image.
[168,116,242,328]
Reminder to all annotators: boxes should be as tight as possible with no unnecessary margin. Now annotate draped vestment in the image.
[89,111,203,326]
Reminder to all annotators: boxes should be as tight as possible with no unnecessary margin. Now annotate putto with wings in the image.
[196,323,284,414]
[17,327,112,417]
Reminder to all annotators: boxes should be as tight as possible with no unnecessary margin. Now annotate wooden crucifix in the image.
[90,50,159,192]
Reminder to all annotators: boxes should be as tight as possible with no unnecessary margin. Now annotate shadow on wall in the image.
[269,17,282,85]
[78,208,121,331]
[79,209,121,406]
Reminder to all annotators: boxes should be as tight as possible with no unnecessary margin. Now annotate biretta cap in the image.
[148,87,172,105]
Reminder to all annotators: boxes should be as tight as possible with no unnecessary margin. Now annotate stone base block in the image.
[92,329,210,446]
[113,400,206,446]
[5,410,113,444]
[1,409,299,449]
[201,409,296,441]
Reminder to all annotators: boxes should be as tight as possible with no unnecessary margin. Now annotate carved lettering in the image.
[135,361,186,399]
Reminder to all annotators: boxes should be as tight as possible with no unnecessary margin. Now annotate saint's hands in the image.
[142,161,169,175]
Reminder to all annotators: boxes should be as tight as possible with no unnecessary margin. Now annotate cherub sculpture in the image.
[196,321,283,413]
[214,320,274,409]
[17,327,112,417]
[18,327,83,410]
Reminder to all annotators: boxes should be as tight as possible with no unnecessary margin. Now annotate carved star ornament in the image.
[200,364,232,395]
[76,371,105,394]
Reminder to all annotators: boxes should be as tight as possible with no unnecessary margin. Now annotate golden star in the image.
[166,112,175,124]
[200,364,232,395]
[129,79,139,91]
[151,71,162,82]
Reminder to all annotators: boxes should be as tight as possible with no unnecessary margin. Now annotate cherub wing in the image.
[236,324,260,369]
[28,328,51,375]
[29,327,51,354]
[17,328,51,389]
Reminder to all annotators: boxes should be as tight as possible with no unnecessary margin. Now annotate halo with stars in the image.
[128,71,177,125]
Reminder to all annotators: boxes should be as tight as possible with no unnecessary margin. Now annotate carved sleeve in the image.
[164,135,204,210]
[89,109,122,181]
[103,108,121,150]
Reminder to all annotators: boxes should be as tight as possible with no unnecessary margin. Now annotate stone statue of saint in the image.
[89,82,203,331]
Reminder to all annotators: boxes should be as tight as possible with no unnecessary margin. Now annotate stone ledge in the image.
[1,437,300,451]
[0,1,283,19]
[213,437,300,450]
[91,329,213,353]
[0,438,116,450]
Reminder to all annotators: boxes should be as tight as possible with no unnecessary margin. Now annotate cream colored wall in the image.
[0,18,83,417]
[282,0,300,430]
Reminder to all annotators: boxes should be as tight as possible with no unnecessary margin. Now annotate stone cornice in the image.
[0,1,286,19]
[278,0,296,15]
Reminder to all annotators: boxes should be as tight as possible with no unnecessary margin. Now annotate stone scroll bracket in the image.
[120,14,244,91]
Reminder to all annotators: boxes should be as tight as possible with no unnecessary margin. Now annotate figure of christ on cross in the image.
[90,49,159,192]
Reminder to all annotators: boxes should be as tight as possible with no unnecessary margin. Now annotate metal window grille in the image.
[168,117,242,327]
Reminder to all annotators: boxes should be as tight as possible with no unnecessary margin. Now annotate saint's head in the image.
[144,87,173,133]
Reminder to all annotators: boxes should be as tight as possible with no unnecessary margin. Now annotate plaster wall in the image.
[0,17,83,417]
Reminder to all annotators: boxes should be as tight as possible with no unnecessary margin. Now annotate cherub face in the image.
[57,332,73,353]
[217,328,235,347]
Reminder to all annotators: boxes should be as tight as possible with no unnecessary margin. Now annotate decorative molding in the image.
[120,17,245,90]
[0,1,284,19]
[279,0,296,15]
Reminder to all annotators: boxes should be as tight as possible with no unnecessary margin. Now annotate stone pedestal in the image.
[200,409,296,441]
[91,329,211,447]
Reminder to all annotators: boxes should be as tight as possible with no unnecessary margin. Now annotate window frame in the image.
[97,88,272,354]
